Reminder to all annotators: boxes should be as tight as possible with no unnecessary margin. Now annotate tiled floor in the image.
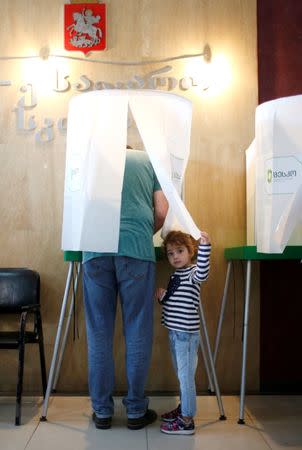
[0,395,302,450]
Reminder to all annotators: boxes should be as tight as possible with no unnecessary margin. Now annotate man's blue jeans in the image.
[83,256,155,419]
[168,330,200,417]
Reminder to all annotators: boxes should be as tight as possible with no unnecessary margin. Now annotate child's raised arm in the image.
[191,231,211,283]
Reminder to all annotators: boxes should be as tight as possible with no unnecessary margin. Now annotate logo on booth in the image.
[265,155,302,195]
[64,3,106,54]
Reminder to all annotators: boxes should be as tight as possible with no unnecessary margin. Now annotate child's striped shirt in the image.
[161,244,211,333]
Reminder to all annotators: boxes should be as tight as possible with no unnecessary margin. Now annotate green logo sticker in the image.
[267,169,272,183]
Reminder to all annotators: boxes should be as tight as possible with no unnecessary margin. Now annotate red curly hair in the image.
[162,230,198,260]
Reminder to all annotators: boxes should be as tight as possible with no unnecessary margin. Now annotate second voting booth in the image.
[214,95,302,423]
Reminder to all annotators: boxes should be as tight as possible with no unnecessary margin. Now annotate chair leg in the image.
[36,311,47,396]
[16,311,27,426]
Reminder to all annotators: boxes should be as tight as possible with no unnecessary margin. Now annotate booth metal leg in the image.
[199,301,226,420]
[199,332,214,393]
[52,263,82,391]
[40,262,75,421]
[238,260,252,424]
[213,262,232,364]
[209,261,232,392]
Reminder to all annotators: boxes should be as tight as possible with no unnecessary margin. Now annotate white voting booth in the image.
[41,90,226,421]
[61,89,200,252]
[246,94,302,253]
[213,95,302,424]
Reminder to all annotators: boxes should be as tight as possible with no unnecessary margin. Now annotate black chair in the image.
[0,268,47,425]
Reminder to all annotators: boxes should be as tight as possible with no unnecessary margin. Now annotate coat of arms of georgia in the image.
[64,3,106,53]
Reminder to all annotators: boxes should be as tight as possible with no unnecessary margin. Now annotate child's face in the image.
[166,243,193,269]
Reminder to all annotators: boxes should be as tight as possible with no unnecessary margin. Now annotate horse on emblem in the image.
[67,8,102,47]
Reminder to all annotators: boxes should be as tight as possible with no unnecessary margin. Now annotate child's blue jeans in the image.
[168,329,200,417]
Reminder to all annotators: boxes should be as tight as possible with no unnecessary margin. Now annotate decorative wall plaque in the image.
[64,2,106,53]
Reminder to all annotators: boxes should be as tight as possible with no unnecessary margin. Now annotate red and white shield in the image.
[64,3,106,54]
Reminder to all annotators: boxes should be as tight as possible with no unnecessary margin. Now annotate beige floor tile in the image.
[0,397,41,450]
[245,395,302,421]
[148,420,271,450]
[195,395,242,420]
[153,395,252,423]
[42,395,126,421]
[0,396,301,450]
[238,396,302,450]
[41,394,241,422]
[41,396,92,422]
[256,419,302,450]
[26,420,149,450]
[0,396,40,422]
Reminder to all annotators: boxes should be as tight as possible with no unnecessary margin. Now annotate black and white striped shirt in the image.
[161,244,211,333]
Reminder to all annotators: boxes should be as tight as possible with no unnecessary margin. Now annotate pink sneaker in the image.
[160,404,181,422]
[160,416,195,435]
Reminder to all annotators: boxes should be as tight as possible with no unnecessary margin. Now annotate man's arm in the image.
[153,190,168,233]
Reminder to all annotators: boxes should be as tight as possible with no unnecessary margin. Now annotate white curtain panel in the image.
[128,90,199,240]
[61,89,199,252]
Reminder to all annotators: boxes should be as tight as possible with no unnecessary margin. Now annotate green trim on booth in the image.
[224,246,302,261]
[64,248,164,262]
[64,251,82,262]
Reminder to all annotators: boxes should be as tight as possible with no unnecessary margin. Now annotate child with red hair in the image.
[155,230,211,435]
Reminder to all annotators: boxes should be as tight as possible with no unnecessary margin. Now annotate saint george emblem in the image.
[64,3,106,53]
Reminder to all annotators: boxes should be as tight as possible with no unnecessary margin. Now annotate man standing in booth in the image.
[82,147,168,430]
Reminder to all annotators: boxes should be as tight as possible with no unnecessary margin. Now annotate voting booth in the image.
[246,95,302,253]
[61,89,200,253]
[214,95,302,424]
[41,89,226,421]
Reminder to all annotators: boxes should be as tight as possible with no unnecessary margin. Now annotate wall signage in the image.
[1,65,204,143]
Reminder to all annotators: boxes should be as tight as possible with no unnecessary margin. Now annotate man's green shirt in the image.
[83,149,161,263]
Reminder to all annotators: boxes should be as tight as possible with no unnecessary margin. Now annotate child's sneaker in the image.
[160,404,181,422]
[160,416,195,435]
